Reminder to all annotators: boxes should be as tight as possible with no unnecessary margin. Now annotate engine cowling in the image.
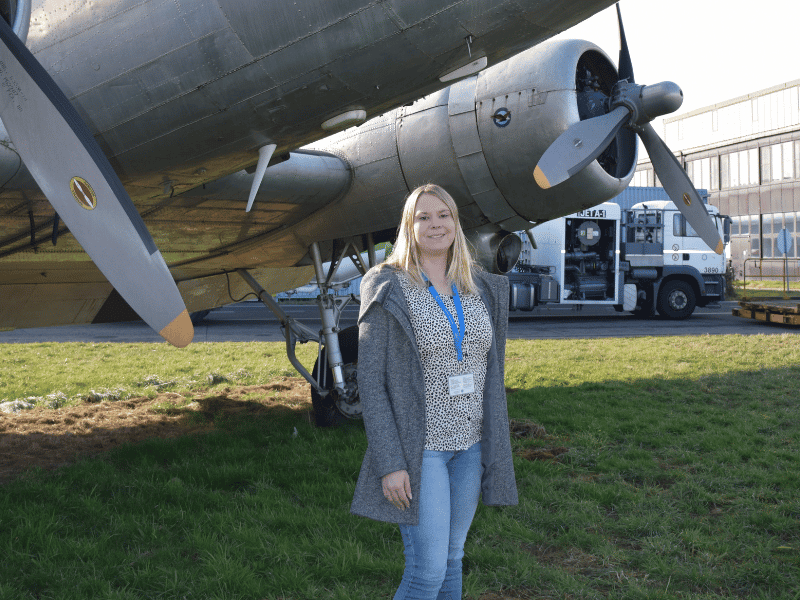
[395,38,636,228]
[300,39,636,273]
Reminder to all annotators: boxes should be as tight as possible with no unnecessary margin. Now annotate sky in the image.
[553,0,799,137]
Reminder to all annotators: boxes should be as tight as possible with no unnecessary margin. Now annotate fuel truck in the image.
[507,201,731,319]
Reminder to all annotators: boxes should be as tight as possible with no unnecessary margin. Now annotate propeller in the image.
[0,17,194,346]
[534,3,723,254]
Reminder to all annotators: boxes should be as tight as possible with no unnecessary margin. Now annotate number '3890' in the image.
[702,267,719,273]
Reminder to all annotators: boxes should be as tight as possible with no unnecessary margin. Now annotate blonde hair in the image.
[384,184,478,295]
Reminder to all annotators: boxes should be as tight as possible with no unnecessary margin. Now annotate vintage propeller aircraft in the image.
[0,0,721,425]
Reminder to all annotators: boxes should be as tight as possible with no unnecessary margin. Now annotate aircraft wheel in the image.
[311,325,360,427]
[657,280,696,320]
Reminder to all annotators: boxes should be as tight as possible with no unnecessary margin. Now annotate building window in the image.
[721,154,729,188]
[721,149,760,188]
[763,141,795,183]
[795,141,800,180]
[761,146,771,184]
[747,215,757,235]
[730,152,740,187]
[747,148,759,185]
[763,213,774,234]
[631,169,652,187]
[771,144,781,181]
[787,213,797,257]
[711,157,719,190]
[783,141,794,179]
[687,157,718,191]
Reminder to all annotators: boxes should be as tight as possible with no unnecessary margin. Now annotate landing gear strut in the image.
[236,235,377,426]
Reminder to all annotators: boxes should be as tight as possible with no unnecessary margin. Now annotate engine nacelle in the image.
[301,39,637,273]
[394,38,636,227]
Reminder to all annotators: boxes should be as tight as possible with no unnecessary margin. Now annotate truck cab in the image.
[624,201,730,318]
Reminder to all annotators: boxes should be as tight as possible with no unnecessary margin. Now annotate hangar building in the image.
[632,79,800,277]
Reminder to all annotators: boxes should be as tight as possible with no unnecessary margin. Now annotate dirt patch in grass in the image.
[509,418,548,439]
[517,446,569,462]
[523,542,650,592]
[478,588,537,600]
[0,377,311,484]
[509,419,568,462]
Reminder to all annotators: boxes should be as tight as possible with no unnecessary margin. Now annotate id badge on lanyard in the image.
[427,280,475,397]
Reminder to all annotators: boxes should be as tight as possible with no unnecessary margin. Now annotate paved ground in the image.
[1,300,797,343]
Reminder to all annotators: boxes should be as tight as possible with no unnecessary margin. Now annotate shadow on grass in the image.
[0,377,314,484]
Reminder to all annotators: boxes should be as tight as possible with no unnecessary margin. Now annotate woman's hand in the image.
[382,470,412,511]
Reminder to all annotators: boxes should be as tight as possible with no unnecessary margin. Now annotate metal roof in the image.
[664,79,800,124]
[610,186,708,210]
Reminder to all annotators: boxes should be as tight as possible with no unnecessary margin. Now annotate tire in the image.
[311,325,360,427]
[657,280,696,320]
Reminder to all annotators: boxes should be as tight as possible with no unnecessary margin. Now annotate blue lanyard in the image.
[426,279,465,361]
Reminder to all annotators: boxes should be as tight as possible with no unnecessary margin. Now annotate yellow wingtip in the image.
[159,309,194,348]
[714,239,724,255]
[533,165,551,189]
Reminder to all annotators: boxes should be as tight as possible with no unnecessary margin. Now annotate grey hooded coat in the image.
[350,265,518,525]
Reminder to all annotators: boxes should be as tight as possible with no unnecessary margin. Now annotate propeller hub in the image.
[611,80,684,128]
[610,81,644,125]
[639,81,683,121]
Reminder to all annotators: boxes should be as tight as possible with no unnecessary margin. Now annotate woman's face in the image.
[413,193,455,259]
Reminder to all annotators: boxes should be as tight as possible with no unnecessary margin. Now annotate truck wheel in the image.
[657,280,696,320]
[311,325,360,427]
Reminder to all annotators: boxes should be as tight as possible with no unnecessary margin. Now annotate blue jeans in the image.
[394,441,482,600]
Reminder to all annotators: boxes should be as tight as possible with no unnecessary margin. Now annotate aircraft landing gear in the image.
[236,236,376,427]
[311,324,359,427]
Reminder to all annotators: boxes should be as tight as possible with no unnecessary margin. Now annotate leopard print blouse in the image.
[397,271,493,451]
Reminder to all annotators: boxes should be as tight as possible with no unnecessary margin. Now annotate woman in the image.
[351,184,518,599]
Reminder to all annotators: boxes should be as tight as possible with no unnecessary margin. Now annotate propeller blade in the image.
[638,123,723,254]
[534,105,631,189]
[616,3,634,83]
[0,18,193,346]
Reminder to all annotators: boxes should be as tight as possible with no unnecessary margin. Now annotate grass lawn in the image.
[733,279,800,300]
[1,335,799,599]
